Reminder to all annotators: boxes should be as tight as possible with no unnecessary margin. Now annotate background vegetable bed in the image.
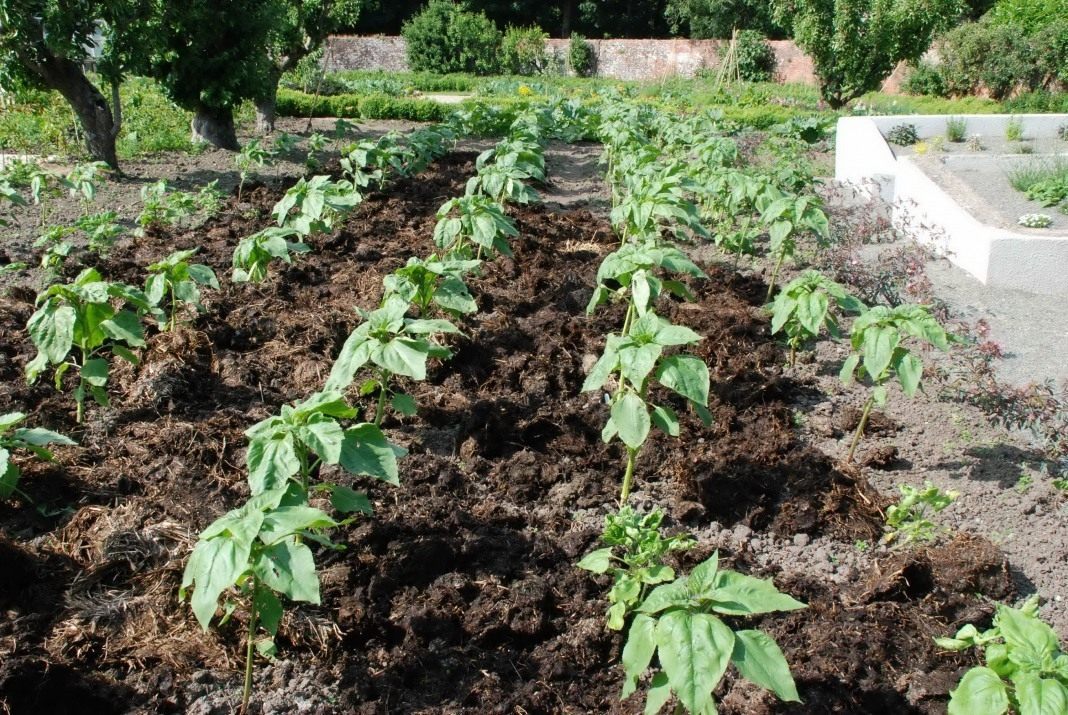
[0,151,1015,713]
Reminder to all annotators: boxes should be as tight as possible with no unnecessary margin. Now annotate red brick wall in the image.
[324,35,908,93]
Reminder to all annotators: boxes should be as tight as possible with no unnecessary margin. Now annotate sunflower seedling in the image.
[433,195,518,260]
[273,175,360,236]
[382,254,480,318]
[26,268,156,422]
[577,506,693,630]
[883,481,956,546]
[232,227,310,284]
[145,248,220,331]
[840,304,952,461]
[236,139,273,202]
[770,271,865,365]
[60,161,108,216]
[325,295,458,424]
[757,189,830,301]
[936,596,1067,715]
[0,412,75,500]
[621,552,805,714]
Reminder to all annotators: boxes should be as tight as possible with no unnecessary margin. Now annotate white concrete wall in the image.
[835,114,1068,297]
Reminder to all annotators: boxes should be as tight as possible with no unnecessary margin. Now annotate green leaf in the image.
[100,310,145,347]
[297,417,345,466]
[643,672,672,715]
[797,291,828,336]
[947,667,1009,715]
[338,424,401,485]
[650,405,680,437]
[14,427,76,448]
[329,485,372,514]
[656,355,709,407]
[862,326,899,382]
[896,352,923,397]
[246,432,300,495]
[1015,673,1068,715]
[187,264,219,289]
[391,393,418,416]
[731,629,801,702]
[612,393,651,450]
[656,610,735,715]
[839,354,860,385]
[81,358,109,387]
[638,580,692,615]
[709,570,807,615]
[375,338,429,380]
[182,525,259,630]
[577,547,614,574]
[27,303,75,366]
[253,537,320,604]
[0,451,19,499]
[621,613,658,699]
[255,588,284,635]
[112,345,140,365]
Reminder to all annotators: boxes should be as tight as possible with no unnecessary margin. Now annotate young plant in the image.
[577,506,693,630]
[883,482,957,546]
[137,180,196,233]
[582,310,711,504]
[181,484,340,715]
[304,132,328,173]
[196,180,226,218]
[324,296,458,424]
[840,304,953,461]
[76,211,124,254]
[382,254,481,318]
[236,139,273,202]
[770,271,865,365]
[34,225,76,276]
[946,117,967,143]
[1005,116,1024,142]
[272,175,361,236]
[757,190,830,301]
[0,412,75,500]
[620,552,805,714]
[465,162,540,205]
[61,161,108,216]
[433,195,518,260]
[231,227,310,284]
[586,239,706,319]
[244,390,403,497]
[0,179,26,227]
[25,268,155,422]
[936,596,1067,715]
[145,248,220,331]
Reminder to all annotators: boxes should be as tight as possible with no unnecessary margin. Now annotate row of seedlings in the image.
[576,98,807,715]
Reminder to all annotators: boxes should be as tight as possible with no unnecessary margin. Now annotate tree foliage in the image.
[666,0,784,39]
[401,0,502,75]
[774,0,963,108]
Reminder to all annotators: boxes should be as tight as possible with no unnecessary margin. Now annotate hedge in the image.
[276,89,452,122]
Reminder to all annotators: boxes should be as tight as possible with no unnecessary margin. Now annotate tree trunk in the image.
[255,68,283,135]
[15,48,120,169]
[561,0,575,37]
[192,106,239,150]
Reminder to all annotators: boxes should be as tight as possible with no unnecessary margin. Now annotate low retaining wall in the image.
[324,35,913,87]
[835,115,1068,297]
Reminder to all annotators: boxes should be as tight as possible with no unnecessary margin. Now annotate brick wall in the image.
[324,35,908,92]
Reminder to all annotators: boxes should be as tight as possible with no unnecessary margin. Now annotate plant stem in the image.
[846,394,876,463]
[170,287,178,332]
[766,248,787,303]
[620,446,638,505]
[241,582,259,715]
[374,372,389,426]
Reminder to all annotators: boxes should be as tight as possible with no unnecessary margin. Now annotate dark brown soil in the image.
[0,153,1011,714]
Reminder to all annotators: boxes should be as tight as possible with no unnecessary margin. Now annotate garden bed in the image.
[0,145,1048,714]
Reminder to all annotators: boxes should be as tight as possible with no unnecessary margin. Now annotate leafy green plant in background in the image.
[136,180,199,234]
[25,268,156,423]
[145,249,220,331]
[0,179,26,227]
[840,304,953,461]
[273,175,361,236]
[1005,116,1025,142]
[0,412,75,500]
[34,225,76,276]
[501,25,550,76]
[620,552,805,714]
[946,117,968,142]
[568,33,595,77]
[883,482,957,546]
[936,596,1068,715]
[244,390,402,497]
[770,271,865,365]
[433,195,519,259]
[885,123,919,146]
[757,190,830,300]
[382,254,481,318]
[401,0,503,75]
[231,227,310,284]
[577,506,693,630]
[324,296,458,424]
[586,240,706,323]
[236,139,274,202]
[582,310,711,504]
[61,161,108,216]
[75,211,124,254]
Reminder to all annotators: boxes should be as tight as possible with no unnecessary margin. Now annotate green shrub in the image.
[886,123,919,145]
[357,94,451,121]
[901,61,947,97]
[501,25,550,75]
[275,88,450,122]
[988,0,1068,33]
[1002,89,1068,113]
[724,30,777,82]
[402,0,502,75]
[938,19,1040,99]
[568,33,595,77]
[1034,20,1068,86]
